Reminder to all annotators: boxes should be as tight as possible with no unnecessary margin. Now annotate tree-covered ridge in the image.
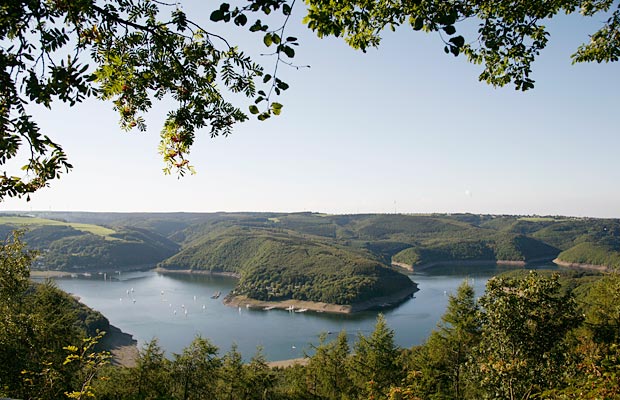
[0,215,179,271]
[558,242,620,269]
[160,226,416,305]
[0,232,114,399]
[3,211,619,272]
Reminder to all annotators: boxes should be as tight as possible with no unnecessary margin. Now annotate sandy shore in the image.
[30,270,77,278]
[224,285,418,314]
[154,267,241,278]
[396,257,557,273]
[30,264,157,279]
[553,258,610,272]
[390,262,414,272]
[99,325,139,367]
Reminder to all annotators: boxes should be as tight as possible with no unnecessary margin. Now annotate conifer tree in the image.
[349,314,402,399]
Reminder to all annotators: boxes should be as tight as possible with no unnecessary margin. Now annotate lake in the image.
[40,264,556,361]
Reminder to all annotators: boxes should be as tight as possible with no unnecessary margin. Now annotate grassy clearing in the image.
[0,216,117,238]
[518,217,566,222]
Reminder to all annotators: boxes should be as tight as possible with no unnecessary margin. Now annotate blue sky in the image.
[2,3,619,217]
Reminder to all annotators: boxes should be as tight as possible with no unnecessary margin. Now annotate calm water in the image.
[41,264,555,361]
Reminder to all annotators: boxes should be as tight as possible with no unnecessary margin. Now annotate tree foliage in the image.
[1,0,295,200]
[0,231,110,399]
[349,314,403,399]
[473,271,583,400]
[401,280,481,399]
[303,0,620,90]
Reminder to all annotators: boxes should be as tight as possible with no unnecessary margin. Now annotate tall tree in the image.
[218,344,246,400]
[349,314,403,399]
[404,280,481,400]
[305,331,352,399]
[473,271,583,400]
[171,336,221,400]
[244,347,276,400]
[581,272,620,344]
[0,232,110,399]
[134,339,171,399]
[0,231,39,396]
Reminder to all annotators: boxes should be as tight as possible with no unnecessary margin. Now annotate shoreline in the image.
[223,285,418,314]
[390,261,414,273]
[552,258,610,272]
[153,267,241,278]
[394,257,557,272]
[100,324,138,367]
[30,264,157,279]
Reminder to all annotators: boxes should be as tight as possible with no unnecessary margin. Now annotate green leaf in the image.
[210,10,224,22]
[271,102,283,110]
[272,34,281,45]
[286,37,297,42]
[263,74,271,83]
[283,4,291,15]
[219,3,230,12]
[249,20,262,32]
[443,25,456,35]
[449,36,465,48]
[249,105,259,114]
[263,33,273,47]
[413,18,424,31]
[234,14,247,26]
[282,46,295,58]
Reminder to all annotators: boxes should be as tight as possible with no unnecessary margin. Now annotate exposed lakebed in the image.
[38,263,556,361]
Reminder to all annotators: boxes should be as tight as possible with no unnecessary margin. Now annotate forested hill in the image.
[0,216,179,271]
[2,212,619,271]
[152,212,618,270]
[159,226,415,305]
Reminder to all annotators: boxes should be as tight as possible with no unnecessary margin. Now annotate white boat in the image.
[263,306,276,311]
[211,291,221,299]
[295,308,308,313]
[286,305,295,311]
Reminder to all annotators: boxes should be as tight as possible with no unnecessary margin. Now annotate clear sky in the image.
[2,3,619,217]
